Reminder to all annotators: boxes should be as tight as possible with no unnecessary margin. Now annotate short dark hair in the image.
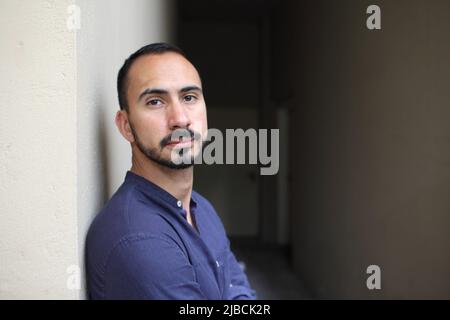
[117,42,187,112]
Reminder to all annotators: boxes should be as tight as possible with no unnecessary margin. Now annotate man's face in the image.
[123,52,208,169]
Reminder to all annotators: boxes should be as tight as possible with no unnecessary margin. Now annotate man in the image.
[86,43,257,300]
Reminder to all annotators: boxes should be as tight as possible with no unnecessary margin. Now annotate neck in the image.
[130,148,194,212]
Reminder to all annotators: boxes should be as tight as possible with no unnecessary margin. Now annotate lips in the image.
[160,129,200,149]
[166,137,194,146]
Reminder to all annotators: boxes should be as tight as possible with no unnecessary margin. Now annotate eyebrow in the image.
[180,86,202,94]
[137,86,203,102]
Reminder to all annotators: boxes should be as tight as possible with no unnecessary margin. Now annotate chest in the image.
[175,212,232,299]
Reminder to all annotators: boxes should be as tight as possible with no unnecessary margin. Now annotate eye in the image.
[146,98,163,106]
[183,94,197,103]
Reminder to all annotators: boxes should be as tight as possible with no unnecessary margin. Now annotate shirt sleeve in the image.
[226,240,257,300]
[103,233,207,300]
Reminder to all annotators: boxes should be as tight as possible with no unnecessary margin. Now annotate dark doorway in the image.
[176,0,307,299]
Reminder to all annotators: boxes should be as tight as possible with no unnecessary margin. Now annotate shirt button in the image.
[216,260,220,268]
[177,200,182,208]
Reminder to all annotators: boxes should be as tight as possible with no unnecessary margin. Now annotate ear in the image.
[115,110,135,143]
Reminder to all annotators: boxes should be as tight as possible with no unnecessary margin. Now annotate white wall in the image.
[0,0,174,299]
[0,0,78,299]
[76,0,175,298]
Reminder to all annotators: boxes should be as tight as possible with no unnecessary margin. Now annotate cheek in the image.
[191,106,208,133]
[134,116,166,144]
[202,111,209,136]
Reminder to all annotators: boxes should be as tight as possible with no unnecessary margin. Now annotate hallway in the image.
[231,239,310,300]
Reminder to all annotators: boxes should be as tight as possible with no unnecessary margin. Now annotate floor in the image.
[230,238,311,300]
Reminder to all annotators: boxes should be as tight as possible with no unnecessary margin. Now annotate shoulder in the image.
[86,182,180,272]
[87,183,163,239]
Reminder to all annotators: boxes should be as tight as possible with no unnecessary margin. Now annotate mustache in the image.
[160,128,202,148]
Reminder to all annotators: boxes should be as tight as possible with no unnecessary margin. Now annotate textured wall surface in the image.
[77,0,175,202]
[76,0,175,299]
[0,0,78,299]
[0,0,174,299]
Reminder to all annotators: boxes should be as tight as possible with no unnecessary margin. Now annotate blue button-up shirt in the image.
[86,171,257,300]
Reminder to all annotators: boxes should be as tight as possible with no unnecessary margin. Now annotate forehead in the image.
[127,52,202,95]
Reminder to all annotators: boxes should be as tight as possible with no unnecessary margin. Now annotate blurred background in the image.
[1,0,450,299]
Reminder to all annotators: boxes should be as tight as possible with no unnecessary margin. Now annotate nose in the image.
[167,100,191,130]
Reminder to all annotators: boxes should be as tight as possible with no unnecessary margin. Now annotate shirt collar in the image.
[125,170,198,212]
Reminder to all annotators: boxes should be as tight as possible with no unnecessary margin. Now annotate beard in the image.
[129,124,205,170]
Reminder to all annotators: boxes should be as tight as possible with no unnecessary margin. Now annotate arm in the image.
[103,234,207,300]
[196,194,257,300]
